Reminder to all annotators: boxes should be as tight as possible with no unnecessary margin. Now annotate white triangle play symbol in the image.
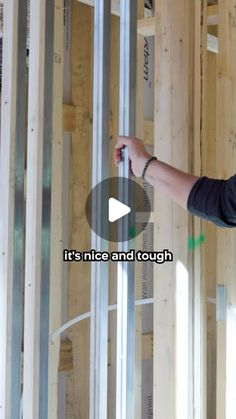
[109,198,131,223]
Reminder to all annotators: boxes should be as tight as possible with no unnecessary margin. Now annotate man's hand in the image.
[114,136,199,210]
[114,136,151,177]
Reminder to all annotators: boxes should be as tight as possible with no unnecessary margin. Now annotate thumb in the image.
[116,136,131,149]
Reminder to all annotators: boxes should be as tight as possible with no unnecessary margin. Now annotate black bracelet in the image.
[141,156,157,180]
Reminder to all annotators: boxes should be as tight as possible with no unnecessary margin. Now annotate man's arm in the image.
[114,136,199,210]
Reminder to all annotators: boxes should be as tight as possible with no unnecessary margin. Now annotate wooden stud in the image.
[142,333,153,360]
[137,16,158,37]
[66,3,92,418]
[153,0,195,417]
[76,0,120,15]
[143,120,154,146]
[138,16,216,58]
[77,0,219,27]
[216,1,236,418]
[59,339,73,372]
[63,104,76,133]
[202,27,218,419]
[193,2,208,419]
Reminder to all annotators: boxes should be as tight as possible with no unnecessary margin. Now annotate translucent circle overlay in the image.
[85,177,151,242]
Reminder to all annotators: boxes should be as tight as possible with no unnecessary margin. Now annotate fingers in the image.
[114,136,131,166]
[113,147,121,167]
[115,136,132,149]
[114,136,142,166]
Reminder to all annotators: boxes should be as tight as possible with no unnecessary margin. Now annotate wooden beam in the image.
[138,16,217,55]
[143,120,154,146]
[66,3,92,418]
[79,1,218,27]
[153,0,195,417]
[137,16,158,37]
[63,104,76,133]
[216,1,236,418]
[193,2,208,419]
[204,27,217,419]
[56,331,155,375]
[76,0,120,15]
[142,333,153,360]
[59,339,73,372]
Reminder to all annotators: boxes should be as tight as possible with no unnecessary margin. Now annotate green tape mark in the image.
[128,226,136,239]
[188,234,205,251]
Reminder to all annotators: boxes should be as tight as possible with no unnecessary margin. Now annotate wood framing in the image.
[66,3,92,418]
[142,333,153,360]
[77,0,120,15]
[137,15,218,54]
[137,16,157,37]
[153,0,197,418]
[216,1,236,418]
[78,0,218,27]
[59,339,73,372]
[1,0,235,418]
[203,26,218,419]
[193,2,208,419]
[63,104,76,133]
[143,120,154,146]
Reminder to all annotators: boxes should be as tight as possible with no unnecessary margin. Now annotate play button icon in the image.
[85,177,151,242]
[109,198,131,222]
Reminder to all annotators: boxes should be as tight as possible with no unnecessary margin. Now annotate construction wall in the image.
[1,1,236,419]
[64,1,234,419]
[65,0,174,417]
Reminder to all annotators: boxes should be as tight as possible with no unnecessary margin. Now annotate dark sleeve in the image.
[187,175,236,227]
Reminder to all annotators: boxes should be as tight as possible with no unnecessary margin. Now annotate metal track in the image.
[89,1,111,418]
[0,1,27,417]
[116,1,137,418]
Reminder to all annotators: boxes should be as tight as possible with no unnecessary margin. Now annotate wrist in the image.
[142,156,158,180]
[134,154,151,177]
